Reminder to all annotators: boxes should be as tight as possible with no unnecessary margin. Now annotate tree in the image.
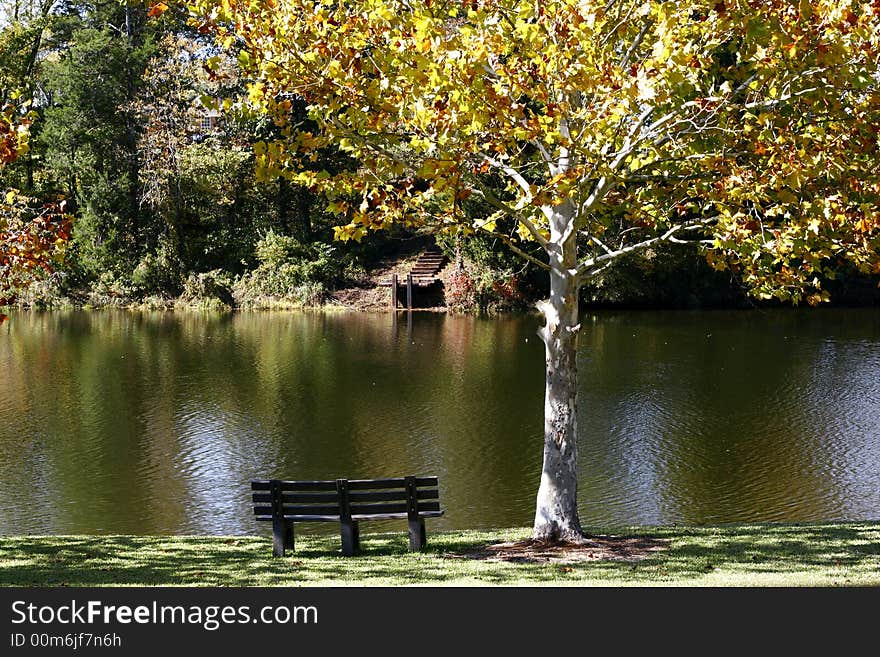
[132,31,267,281]
[190,0,880,541]
[0,0,60,191]
[36,0,161,279]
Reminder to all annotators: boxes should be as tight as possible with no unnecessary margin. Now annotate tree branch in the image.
[482,154,553,247]
[578,105,658,216]
[585,233,614,255]
[472,222,552,271]
[576,219,717,279]
[620,19,653,70]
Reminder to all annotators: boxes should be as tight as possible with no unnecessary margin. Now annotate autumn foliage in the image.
[0,193,72,304]
[166,0,880,539]
[0,101,26,166]
[191,0,880,305]
[0,101,72,307]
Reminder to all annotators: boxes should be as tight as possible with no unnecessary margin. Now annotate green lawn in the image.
[2,523,879,587]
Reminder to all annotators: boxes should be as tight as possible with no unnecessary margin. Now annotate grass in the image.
[1,523,879,587]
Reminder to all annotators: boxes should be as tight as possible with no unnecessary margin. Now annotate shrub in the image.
[445,270,477,312]
[10,273,70,310]
[180,269,235,309]
[254,230,302,267]
[131,241,181,296]
[233,231,344,306]
[87,271,136,306]
[293,281,327,306]
[445,266,528,314]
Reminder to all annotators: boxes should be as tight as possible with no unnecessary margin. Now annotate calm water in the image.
[1,308,879,536]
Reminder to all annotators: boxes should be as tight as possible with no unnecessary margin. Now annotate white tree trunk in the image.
[533,217,584,542]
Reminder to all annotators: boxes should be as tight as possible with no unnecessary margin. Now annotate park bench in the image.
[251,476,444,556]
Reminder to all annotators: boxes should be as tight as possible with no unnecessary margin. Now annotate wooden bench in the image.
[251,476,444,556]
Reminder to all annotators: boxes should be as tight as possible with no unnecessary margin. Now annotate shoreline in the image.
[5,301,879,318]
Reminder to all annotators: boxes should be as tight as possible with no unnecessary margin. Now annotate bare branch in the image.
[620,19,653,70]
[744,84,835,111]
[472,222,552,272]
[586,234,614,255]
[468,185,551,251]
[482,154,532,196]
[469,186,519,216]
[600,1,641,48]
[577,218,717,279]
[578,105,658,216]
[482,154,553,246]
[668,236,714,244]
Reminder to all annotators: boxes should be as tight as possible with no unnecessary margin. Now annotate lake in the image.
[2,308,879,536]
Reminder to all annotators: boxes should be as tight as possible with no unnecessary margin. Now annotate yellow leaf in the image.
[477,219,496,233]
[652,41,670,61]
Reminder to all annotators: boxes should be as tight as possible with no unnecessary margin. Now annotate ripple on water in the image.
[2,309,879,535]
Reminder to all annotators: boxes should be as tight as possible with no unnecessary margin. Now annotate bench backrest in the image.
[251,476,441,520]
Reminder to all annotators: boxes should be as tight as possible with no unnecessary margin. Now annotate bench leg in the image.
[340,520,359,556]
[408,518,426,551]
[272,518,294,557]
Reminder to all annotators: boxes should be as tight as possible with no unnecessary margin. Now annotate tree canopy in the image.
[193,0,880,304]
[190,0,880,540]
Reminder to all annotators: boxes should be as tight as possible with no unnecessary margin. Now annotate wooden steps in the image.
[383,246,449,308]
[379,247,448,287]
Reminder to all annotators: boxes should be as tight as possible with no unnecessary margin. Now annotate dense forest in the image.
[1,1,877,312]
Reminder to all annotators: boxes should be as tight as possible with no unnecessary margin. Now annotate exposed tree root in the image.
[532,520,594,546]
[448,535,668,564]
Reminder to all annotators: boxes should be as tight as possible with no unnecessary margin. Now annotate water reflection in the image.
[1,308,878,535]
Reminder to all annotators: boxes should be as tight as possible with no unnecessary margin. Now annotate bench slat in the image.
[253,492,338,504]
[254,491,440,505]
[354,510,444,520]
[254,506,351,518]
[276,505,342,516]
[350,490,406,502]
[255,514,341,522]
[347,477,438,490]
[255,511,444,522]
[254,489,439,505]
[251,480,338,492]
[254,501,441,517]
[255,501,442,516]
[350,501,441,515]
[252,477,438,492]
[351,489,439,502]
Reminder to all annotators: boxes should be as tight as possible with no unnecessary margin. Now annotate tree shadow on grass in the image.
[0,534,461,586]
[2,523,878,586]
[673,524,879,560]
[0,536,280,587]
[445,535,669,564]
[615,523,880,583]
